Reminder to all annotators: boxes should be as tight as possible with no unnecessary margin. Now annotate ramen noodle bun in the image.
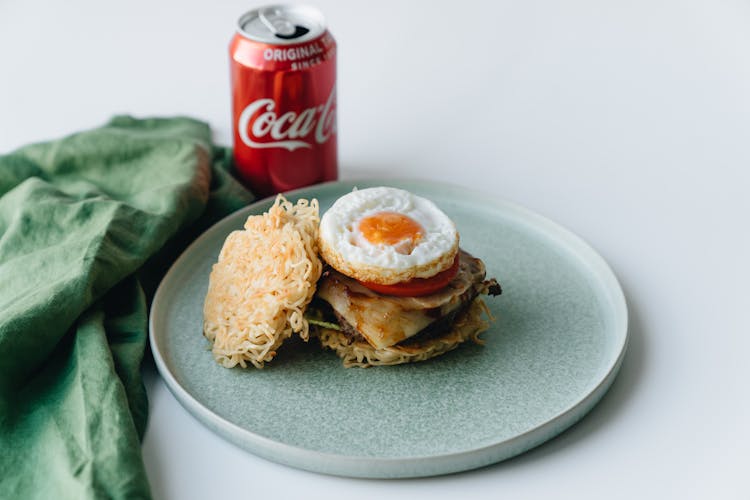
[203,195,322,369]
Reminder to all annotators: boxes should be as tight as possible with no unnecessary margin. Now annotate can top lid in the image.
[237,5,326,45]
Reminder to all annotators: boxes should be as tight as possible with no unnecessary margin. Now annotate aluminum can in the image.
[230,5,337,197]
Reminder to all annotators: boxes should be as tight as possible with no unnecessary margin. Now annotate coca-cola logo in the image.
[238,85,336,151]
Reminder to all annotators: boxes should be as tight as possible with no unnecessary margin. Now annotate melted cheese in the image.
[316,250,485,349]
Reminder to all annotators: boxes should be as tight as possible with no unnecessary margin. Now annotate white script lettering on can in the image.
[238,86,336,151]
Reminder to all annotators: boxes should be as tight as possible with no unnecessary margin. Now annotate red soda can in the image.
[230,5,338,197]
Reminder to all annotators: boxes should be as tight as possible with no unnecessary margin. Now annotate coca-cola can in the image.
[230,5,338,197]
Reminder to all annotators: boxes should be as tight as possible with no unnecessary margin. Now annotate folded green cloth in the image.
[0,117,254,499]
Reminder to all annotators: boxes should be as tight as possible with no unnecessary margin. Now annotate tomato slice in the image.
[359,254,460,297]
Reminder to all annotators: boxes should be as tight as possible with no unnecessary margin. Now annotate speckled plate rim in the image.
[149,179,628,478]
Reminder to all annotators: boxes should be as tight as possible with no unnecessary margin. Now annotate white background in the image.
[2,0,749,498]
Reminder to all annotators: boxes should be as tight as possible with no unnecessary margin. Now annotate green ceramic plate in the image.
[149,179,628,478]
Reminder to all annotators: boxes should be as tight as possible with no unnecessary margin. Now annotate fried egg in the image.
[318,187,459,284]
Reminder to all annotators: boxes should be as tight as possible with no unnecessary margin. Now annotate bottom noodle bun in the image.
[317,299,493,368]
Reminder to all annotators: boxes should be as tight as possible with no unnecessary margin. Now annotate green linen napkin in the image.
[0,116,254,499]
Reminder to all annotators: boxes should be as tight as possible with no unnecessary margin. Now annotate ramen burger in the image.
[315,187,501,367]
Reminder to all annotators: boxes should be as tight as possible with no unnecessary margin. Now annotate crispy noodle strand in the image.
[203,195,322,368]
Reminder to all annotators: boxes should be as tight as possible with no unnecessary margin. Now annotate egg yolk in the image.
[358,212,424,251]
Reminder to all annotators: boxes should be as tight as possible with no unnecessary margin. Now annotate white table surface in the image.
[2,0,748,498]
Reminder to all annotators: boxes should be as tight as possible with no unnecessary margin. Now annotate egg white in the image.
[319,187,458,280]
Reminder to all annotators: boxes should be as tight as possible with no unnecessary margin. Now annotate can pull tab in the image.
[259,7,310,40]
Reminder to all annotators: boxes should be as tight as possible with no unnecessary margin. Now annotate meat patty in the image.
[316,250,500,349]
